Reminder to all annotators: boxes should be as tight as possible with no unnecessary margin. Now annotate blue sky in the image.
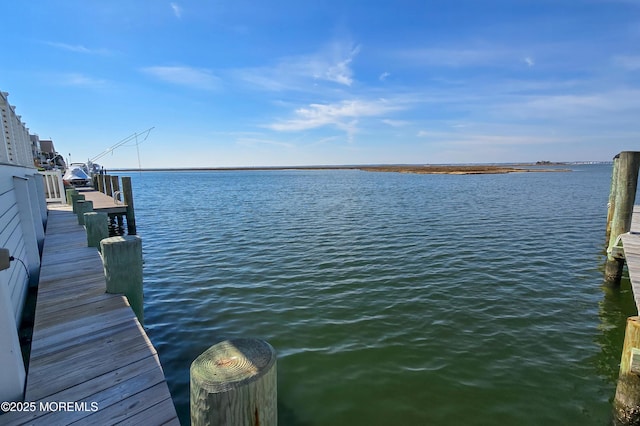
[2,1,639,168]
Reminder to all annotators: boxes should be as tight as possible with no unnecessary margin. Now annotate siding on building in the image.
[0,165,46,402]
[1,91,34,167]
[0,167,44,322]
[0,90,46,402]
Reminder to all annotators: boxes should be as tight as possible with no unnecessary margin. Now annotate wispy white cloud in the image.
[321,43,360,86]
[379,72,390,81]
[267,98,408,143]
[234,40,360,91]
[405,84,640,158]
[524,56,534,67]
[268,99,403,133]
[57,73,108,88]
[141,66,220,90]
[170,3,182,19]
[44,41,111,55]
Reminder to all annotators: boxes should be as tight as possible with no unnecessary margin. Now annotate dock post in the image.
[614,317,640,424]
[84,212,109,250]
[605,151,640,285]
[104,174,113,197]
[190,338,277,426]
[111,175,120,195]
[76,200,94,225]
[122,176,137,235]
[70,193,85,213]
[97,175,105,194]
[606,155,621,245]
[66,188,77,206]
[101,235,144,324]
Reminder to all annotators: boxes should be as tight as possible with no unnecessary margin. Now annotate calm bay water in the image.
[122,164,636,425]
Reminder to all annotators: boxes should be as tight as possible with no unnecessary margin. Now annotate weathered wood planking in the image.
[77,187,127,214]
[622,205,640,312]
[2,208,179,425]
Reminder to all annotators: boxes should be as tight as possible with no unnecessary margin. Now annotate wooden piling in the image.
[70,193,85,214]
[76,200,93,225]
[190,338,277,426]
[614,317,640,424]
[97,174,105,194]
[101,235,144,324]
[605,151,640,285]
[122,176,137,235]
[111,175,120,194]
[84,212,109,250]
[104,174,113,197]
[65,188,77,206]
[606,155,621,245]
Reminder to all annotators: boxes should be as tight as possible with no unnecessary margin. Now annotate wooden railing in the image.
[38,169,66,203]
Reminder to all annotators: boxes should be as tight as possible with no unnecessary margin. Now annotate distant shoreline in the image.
[110,163,574,175]
[358,165,571,175]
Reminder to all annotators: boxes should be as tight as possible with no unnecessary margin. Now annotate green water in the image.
[122,164,635,425]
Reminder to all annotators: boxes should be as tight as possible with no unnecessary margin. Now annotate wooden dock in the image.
[622,205,640,311]
[2,206,178,425]
[77,187,127,215]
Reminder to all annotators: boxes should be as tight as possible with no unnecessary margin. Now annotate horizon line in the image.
[108,161,609,172]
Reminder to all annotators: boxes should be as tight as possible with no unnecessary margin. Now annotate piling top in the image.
[100,235,141,246]
[190,338,276,393]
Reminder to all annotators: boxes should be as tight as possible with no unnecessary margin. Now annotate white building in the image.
[0,90,46,402]
[30,134,42,167]
[1,91,34,167]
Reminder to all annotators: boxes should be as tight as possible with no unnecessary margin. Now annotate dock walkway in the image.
[77,187,127,214]
[622,205,640,311]
[3,206,178,425]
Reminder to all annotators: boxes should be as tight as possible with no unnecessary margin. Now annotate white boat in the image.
[62,165,91,187]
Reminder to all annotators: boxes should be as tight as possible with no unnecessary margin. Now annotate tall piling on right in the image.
[122,176,137,235]
[605,151,640,285]
[607,156,621,244]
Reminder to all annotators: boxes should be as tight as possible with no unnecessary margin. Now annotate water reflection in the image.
[595,273,636,388]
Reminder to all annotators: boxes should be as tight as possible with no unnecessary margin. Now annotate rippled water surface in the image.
[123,165,636,425]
